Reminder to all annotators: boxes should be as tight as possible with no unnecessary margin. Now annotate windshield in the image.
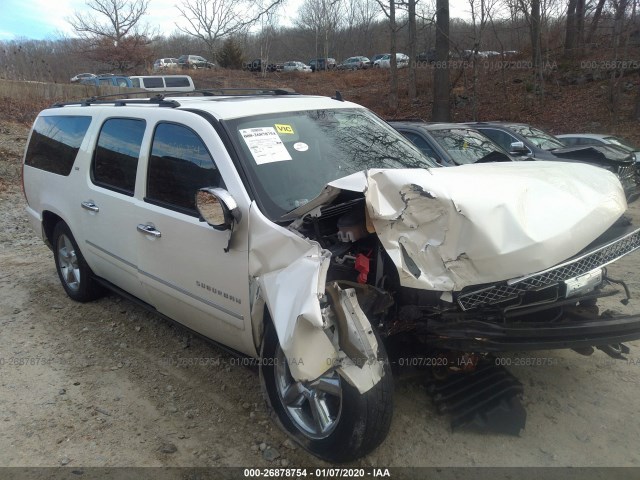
[224,108,437,219]
[510,125,565,150]
[429,128,508,164]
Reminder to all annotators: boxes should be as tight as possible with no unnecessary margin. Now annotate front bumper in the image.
[425,311,640,352]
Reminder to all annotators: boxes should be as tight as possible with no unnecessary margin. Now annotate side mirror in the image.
[196,187,241,231]
[509,141,529,154]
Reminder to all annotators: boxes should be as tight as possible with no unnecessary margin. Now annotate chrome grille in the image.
[457,227,640,310]
[617,165,635,180]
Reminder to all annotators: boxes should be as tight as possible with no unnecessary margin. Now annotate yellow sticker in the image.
[275,124,295,134]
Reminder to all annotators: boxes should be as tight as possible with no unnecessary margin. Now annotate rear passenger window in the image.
[165,77,189,88]
[25,115,91,175]
[92,118,145,196]
[144,77,164,88]
[146,123,223,214]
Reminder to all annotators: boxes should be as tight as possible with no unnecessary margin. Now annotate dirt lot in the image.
[2,120,640,470]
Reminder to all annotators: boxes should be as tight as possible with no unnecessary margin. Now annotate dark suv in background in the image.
[309,57,336,71]
[468,121,640,202]
[390,121,516,166]
[178,55,215,69]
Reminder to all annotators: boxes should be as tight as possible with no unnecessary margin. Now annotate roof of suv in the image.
[390,121,477,131]
[51,92,361,121]
[464,121,529,128]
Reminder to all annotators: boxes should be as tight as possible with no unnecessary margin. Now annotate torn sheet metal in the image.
[365,161,627,291]
[249,204,383,392]
[249,204,338,382]
[326,283,384,394]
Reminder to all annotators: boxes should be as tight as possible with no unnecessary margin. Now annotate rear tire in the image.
[52,222,104,302]
[260,320,393,462]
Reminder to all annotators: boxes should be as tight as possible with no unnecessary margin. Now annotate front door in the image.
[133,120,252,354]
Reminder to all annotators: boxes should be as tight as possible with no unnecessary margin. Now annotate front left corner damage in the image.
[256,260,385,394]
[249,203,385,393]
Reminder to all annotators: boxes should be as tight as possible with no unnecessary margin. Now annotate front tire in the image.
[52,222,104,302]
[260,321,393,462]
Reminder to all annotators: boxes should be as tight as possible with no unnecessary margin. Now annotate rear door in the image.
[77,114,148,300]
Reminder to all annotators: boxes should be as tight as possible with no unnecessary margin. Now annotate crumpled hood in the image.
[288,161,627,292]
[550,145,634,165]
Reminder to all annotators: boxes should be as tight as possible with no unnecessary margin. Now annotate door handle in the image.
[81,200,99,212]
[137,223,162,238]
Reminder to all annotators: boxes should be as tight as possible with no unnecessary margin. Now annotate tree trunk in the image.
[432,0,450,121]
[407,0,417,100]
[586,0,606,45]
[575,0,585,50]
[530,0,541,67]
[564,0,577,55]
[389,0,398,112]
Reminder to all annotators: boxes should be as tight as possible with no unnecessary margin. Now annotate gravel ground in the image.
[1,120,640,472]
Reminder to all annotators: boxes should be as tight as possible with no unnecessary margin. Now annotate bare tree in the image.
[68,0,154,72]
[177,0,284,62]
[467,0,501,119]
[407,0,418,100]
[565,0,585,55]
[432,0,450,121]
[296,0,343,67]
[376,0,399,111]
[586,0,607,44]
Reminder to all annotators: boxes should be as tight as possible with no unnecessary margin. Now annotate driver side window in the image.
[479,129,518,151]
[146,122,224,215]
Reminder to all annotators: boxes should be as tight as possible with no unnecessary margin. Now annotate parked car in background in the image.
[469,121,639,202]
[309,57,336,71]
[248,59,283,72]
[80,75,132,88]
[130,75,195,92]
[390,121,516,166]
[416,49,437,63]
[178,55,215,69]
[337,56,370,70]
[370,53,387,65]
[153,58,179,71]
[557,133,640,162]
[283,61,312,73]
[374,53,410,69]
[70,73,96,83]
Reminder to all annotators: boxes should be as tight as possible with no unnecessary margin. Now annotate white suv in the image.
[22,90,640,462]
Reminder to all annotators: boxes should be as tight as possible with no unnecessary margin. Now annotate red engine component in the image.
[355,254,370,284]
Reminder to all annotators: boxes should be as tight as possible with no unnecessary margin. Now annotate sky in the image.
[0,0,196,40]
[0,0,471,42]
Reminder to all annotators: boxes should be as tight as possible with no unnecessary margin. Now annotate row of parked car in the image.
[391,120,640,202]
[244,49,513,73]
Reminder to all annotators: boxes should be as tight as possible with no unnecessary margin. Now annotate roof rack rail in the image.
[387,117,426,122]
[50,88,299,109]
[195,88,299,96]
[52,94,180,108]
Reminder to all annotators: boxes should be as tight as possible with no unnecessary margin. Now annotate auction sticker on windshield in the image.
[240,127,292,164]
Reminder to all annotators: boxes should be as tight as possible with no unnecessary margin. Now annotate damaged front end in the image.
[246,156,640,453]
[263,161,640,385]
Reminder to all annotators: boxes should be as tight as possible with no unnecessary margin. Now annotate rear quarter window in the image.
[143,77,164,88]
[165,77,190,88]
[24,115,92,175]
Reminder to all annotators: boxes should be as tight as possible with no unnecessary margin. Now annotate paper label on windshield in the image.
[275,124,295,134]
[240,127,292,165]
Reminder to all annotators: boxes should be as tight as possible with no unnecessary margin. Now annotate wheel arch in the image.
[42,210,66,248]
